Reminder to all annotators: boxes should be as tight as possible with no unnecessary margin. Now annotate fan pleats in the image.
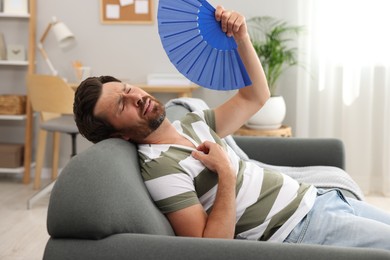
[158,0,252,90]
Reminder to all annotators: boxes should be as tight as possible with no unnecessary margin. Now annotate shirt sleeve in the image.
[139,147,201,214]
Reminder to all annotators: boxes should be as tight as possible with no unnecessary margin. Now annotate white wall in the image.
[34,0,300,166]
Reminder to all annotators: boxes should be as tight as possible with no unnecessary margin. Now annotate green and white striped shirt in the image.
[139,110,317,242]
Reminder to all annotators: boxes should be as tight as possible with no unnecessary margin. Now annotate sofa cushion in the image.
[47,138,175,239]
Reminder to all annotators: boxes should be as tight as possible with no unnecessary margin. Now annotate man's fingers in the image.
[233,15,245,33]
[191,150,203,160]
[218,9,242,37]
[196,141,211,154]
[215,5,224,21]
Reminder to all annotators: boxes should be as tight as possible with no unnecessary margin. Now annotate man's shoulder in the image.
[180,109,215,129]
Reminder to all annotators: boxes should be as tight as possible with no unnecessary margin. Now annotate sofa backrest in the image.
[47,138,175,239]
[47,103,192,240]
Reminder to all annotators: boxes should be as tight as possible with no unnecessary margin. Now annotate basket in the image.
[0,143,24,168]
[0,95,27,115]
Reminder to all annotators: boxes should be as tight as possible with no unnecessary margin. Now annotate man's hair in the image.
[73,75,121,144]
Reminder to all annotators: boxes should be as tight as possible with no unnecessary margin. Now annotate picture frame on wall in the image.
[100,0,154,24]
[3,0,28,15]
[7,44,26,61]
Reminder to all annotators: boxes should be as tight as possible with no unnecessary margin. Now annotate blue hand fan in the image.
[158,0,252,90]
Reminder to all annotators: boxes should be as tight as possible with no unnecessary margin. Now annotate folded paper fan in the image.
[157,0,252,90]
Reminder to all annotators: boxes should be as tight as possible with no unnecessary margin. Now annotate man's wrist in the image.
[217,168,237,185]
[234,34,251,45]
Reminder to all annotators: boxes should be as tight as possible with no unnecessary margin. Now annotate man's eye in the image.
[127,87,131,94]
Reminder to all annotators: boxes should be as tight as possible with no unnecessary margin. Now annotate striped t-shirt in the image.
[138,110,317,242]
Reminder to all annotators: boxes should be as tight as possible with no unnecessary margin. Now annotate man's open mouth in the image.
[142,98,152,116]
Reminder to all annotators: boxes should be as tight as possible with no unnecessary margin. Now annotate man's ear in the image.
[120,133,131,141]
[110,132,130,141]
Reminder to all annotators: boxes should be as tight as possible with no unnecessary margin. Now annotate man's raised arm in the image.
[214,6,270,138]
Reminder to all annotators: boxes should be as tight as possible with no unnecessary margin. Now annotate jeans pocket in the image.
[283,213,311,244]
[335,189,351,205]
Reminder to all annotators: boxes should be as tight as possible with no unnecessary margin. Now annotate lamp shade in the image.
[52,22,75,49]
[38,17,76,75]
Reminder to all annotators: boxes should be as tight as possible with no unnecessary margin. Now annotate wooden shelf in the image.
[0,162,35,174]
[0,166,25,174]
[0,12,30,19]
[234,125,292,137]
[0,114,27,120]
[0,60,29,66]
[136,84,199,98]
[69,83,199,98]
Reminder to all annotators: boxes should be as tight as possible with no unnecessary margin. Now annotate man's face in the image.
[94,81,166,142]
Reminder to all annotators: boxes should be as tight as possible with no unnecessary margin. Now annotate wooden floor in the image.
[0,175,50,260]
[1,174,390,260]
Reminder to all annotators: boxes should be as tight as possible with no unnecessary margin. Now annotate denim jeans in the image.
[284,189,390,250]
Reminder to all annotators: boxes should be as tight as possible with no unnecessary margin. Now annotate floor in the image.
[0,175,50,260]
[1,175,390,260]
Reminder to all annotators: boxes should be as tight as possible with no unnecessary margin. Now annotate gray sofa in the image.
[44,103,390,260]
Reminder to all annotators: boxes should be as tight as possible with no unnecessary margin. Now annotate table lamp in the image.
[38,17,75,75]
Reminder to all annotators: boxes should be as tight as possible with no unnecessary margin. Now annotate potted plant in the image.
[246,16,303,129]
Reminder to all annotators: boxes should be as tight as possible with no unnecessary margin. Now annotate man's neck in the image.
[140,118,195,148]
[141,119,178,144]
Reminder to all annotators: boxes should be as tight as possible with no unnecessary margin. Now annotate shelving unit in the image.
[0,60,29,66]
[0,0,36,183]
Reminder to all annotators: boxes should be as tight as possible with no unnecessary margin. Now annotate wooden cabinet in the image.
[0,0,36,183]
[234,125,292,137]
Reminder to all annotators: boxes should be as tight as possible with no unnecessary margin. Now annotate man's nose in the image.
[124,92,143,106]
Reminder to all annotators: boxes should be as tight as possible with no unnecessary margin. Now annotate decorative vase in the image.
[245,96,286,130]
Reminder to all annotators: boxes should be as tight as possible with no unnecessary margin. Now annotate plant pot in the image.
[245,96,286,130]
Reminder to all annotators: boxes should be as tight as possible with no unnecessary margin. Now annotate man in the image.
[74,6,390,249]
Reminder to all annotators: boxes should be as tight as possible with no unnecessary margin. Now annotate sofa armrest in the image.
[233,136,345,169]
[44,234,390,260]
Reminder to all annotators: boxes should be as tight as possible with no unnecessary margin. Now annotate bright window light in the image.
[316,0,390,65]
[313,0,390,105]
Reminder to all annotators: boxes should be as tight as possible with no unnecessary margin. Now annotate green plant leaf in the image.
[247,16,304,95]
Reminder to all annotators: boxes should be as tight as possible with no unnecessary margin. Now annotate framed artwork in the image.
[7,44,26,61]
[100,0,154,24]
[3,0,28,14]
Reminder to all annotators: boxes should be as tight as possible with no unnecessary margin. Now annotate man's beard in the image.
[125,97,166,143]
[148,109,166,131]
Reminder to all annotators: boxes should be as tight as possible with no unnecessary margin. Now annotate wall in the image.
[34,0,300,167]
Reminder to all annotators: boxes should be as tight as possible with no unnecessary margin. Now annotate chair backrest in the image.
[26,74,75,120]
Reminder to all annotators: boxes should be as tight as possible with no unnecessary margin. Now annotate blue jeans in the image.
[284,189,390,250]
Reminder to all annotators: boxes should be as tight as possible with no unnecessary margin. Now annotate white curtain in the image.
[296,0,390,195]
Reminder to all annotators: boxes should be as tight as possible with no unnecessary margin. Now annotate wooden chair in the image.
[26,74,78,191]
